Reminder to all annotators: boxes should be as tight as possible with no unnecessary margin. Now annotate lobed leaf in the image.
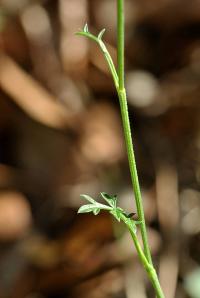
[78,193,113,215]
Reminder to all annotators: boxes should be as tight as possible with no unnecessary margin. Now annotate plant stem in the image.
[116,1,165,296]
[117,0,124,90]
[77,1,165,296]
[117,89,152,264]
[118,212,164,297]
[76,31,119,89]
[128,228,165,298]
[117,0,152,265]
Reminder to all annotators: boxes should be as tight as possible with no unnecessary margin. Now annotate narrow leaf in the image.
[78,204,96,214]
[127,212,136,218]
[98,28,106,40]
[80,194,96,204]
[124,217,137,234]
[123,211,136,218]
[94,202,113,210]
[83,23,89,33]
[100,192,115,207]
[112,195,117,208]
[78,202,112,215]
[110,209,121,222]
[93,208,100,215]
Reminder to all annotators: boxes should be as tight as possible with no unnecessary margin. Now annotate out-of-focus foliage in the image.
[185,268,200,298]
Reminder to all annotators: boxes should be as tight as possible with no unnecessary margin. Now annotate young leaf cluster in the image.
[78,192,137,234]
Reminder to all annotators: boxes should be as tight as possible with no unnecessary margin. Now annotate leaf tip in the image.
[100,191,109,198]
[77,207,83,214]
[93,208,100,215]
[98,28,106,40]
[83,23,89,33]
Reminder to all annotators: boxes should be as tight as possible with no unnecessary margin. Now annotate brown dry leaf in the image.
[0,191,31,241]
[71,269,124,298]
[0,53,75,129]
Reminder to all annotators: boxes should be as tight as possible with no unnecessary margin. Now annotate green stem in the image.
[76,31,119,89]
[116,2,165,296]
[119,212,164,297]
[117,88,152,264]
[98,40,119,89]
[128,228,165,298]
[76,1,165,296]
[117,0,124,90]
[117,0,152,265]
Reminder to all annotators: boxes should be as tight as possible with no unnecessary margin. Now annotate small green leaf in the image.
[100,192,117,208]
[98,28,106,40]
[124,217,137,234]
[110,210,120,221]
[116,208,123,220]
[78,198,112,215]
[98,39,107,53]
[83,23,89,33]
[78,204,96,214]
[116,206,123,212]
[123,211,136,218]
[112,195,117,208]
[80,194,96,204]
[93,208,100,215]
[101,192,112,204]
[110,208,123,222]
[127,212,136,218]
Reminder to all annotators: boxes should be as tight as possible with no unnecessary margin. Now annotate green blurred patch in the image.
[185,268,200,298]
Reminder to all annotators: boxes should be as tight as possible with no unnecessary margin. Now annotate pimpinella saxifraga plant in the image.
[76,1,165,297]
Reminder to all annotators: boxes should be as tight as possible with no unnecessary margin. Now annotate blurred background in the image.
[0,0,200,297]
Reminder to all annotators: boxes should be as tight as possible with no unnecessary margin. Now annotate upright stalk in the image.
[117,0,152,265]
[117,0,124,89]
[129,228,165,298]
[116,2,165,296]
[76,1,165,296]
